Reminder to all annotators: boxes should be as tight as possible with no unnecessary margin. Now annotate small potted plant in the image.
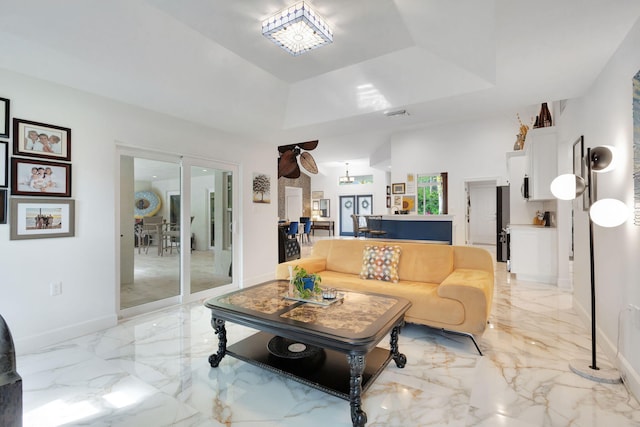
[292,266,322,299]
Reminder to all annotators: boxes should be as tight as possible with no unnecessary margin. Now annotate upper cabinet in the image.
[525,127,557,201]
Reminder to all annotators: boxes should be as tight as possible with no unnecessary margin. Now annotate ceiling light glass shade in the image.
[590,198,629,227]
[262,2,333,56]
[550,174,587,200]
[590,145,616,173]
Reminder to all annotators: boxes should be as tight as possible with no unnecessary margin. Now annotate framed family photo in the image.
[10,198,75,240]
[11,158,72,197]
[1,141,7,188]
[13,118,71,161]
[0,97,9,138]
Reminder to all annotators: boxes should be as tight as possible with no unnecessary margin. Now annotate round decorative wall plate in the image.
[134,191,161,218]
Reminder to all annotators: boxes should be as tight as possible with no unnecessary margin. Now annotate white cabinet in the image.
[509,225,557,284]
[525,127,557,201]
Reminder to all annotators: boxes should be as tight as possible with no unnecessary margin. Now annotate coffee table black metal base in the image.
[209,323,406,427]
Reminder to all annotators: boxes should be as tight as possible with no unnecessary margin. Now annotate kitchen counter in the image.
[376,215,453,244]
[509,225,557,284]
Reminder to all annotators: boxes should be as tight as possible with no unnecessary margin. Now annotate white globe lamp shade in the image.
[550,174,586,200]
[590,198,629,227]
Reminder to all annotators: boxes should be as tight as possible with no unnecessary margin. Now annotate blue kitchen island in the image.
[377,215,453,244]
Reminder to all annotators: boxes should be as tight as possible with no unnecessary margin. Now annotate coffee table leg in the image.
[390,324,407,368]
[208,317,227,368]
[347,354,368,427]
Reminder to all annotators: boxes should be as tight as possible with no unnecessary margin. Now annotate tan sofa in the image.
[276,239,494,351]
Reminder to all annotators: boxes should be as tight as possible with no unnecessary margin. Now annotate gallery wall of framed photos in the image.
[0,95,75,238]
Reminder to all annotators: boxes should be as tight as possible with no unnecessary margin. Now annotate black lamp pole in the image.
[586,147,599,371]
[587,214,599,371]
[568,146,620,383]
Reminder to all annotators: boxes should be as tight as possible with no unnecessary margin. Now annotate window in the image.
[417,172,448,215]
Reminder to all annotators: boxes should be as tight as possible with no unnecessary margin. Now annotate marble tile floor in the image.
[121,249,232,309]
[19,254,640,426]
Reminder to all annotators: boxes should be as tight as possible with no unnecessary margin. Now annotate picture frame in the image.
[10,198,75,240]
[572,135,588,211]
[391,182,405,194]
[0,189,6,224]
[386,196,391,208]
[402,195,416,212]
[386,185,391,195]
[11,158,72,197]
[13,118,71,161]
[252,173,271,204]
[312,200,319,210]
[393,195,402,207]
[0,97,9,138]
[311,190,324,199]
[1,141,7,188]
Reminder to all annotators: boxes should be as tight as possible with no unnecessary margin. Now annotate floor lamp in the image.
[550,145,628,384]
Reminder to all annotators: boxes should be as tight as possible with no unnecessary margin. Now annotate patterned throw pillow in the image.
[359,245,401,283]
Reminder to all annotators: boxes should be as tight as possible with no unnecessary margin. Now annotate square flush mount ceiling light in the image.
[262,1,333,56]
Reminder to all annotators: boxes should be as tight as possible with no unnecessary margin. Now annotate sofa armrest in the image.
[275,257,327,280]
[438,269,494,334]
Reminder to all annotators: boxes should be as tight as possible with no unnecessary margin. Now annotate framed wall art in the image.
[402,195,416,212]
[0,189,6,224]
[0,97,9,138]
[13,118,71,161]
[252,173,271,203]
[10,198,75,240]
[392,183,405,194]
[1,141,7,188]
[11,157,72,197]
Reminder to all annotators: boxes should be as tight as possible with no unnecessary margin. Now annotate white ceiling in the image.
[1,0,639,165]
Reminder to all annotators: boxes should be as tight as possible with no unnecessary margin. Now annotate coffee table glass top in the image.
[210,280,406,337]
[217,281,297,314]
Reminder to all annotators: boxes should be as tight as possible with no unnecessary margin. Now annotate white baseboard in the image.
[556,277,572,290]
[15,314,118,356]
[573,301,640,402]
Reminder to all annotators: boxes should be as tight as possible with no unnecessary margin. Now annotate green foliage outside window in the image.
[417,174,443,215]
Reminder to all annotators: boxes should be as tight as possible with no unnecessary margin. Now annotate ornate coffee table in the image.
[205,280,411,427]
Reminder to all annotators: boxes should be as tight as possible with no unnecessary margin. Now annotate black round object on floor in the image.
[267,336,322,359]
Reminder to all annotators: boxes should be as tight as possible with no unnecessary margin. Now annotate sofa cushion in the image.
[397,243,454,283]
[325,239,371,275]
[311,270,465,326]
[359,245,401,283]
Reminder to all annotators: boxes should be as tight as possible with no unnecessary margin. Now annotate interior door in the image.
[339,194,373,236]
[190,166,232,295]
[339,195,356,235]
[468,181,497,245]
[120,155,181,312]
[285,186,303,222]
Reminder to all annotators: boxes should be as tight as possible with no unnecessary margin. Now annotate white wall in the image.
[556,19,640,398]
[0,68,277,353]
[390,115,518,245]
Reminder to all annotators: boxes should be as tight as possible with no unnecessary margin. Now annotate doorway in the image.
[285,186,303,222]
[118,149,237,317]
[339,194,373,236]
[466,180,497,245]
